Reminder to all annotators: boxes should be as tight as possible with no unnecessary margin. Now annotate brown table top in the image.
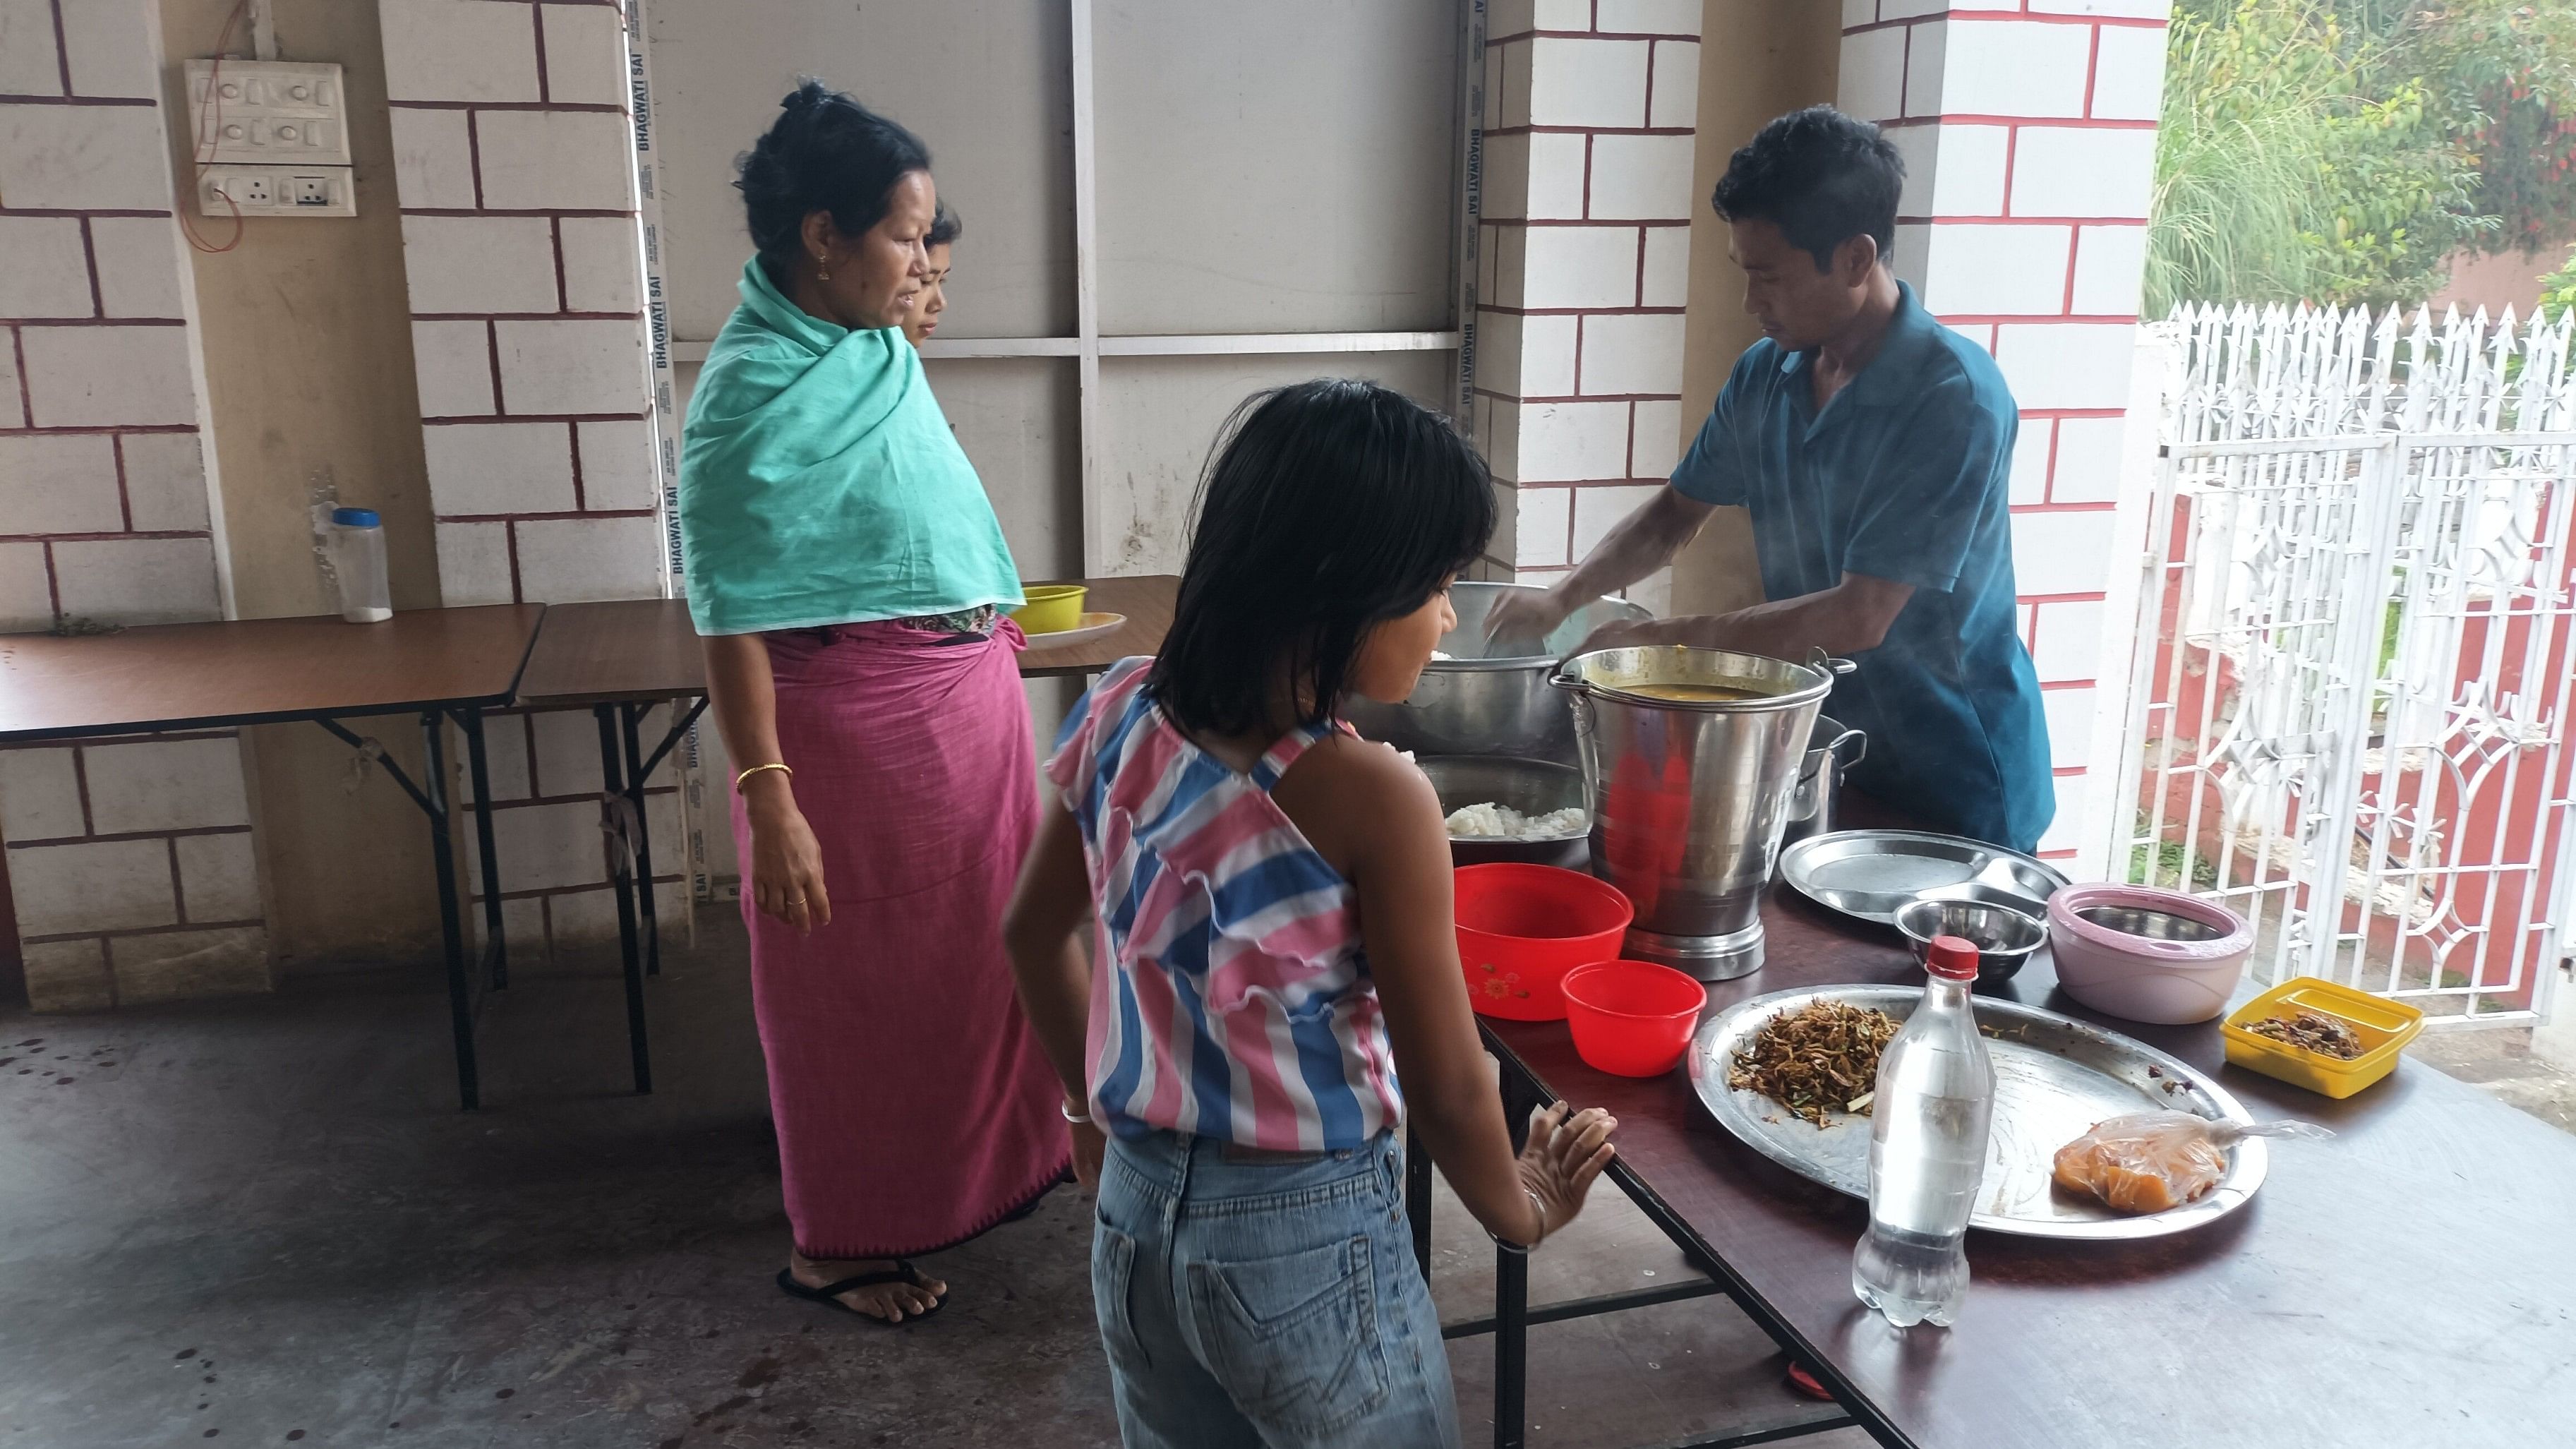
[0,606,548,741]
[1482,801,2576,1449]
[514,577,1179,704]
[514,599,703,707]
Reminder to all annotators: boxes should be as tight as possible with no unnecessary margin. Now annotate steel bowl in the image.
[2076,904,2227,942]
[1343,582,1650,764]
[1894,896,2047,981]
[1418,755,1589,870]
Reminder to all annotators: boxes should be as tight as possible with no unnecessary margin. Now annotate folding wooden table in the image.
[1419,795,2576,1449]
[0,606,546,1110]
[516,577,1179,1093]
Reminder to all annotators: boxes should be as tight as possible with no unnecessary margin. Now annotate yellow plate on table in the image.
[2221,976,2423,1099]
[1011,584,1087,635]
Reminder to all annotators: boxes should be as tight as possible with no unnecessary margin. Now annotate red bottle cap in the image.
[1925,935,1981,980]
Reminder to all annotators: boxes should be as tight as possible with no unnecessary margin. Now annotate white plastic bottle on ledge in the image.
[328,507,393,623]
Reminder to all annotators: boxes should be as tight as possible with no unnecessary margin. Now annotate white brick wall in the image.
[20,326,200,426]
[1580,313,1687,396]
[1589,133,1696,220]
[1993,322,2138,410]
[380,0,540,102]
[1522,227,1643,309]
[1476,8,1695,590]
[0,435,126,533]
[1934,19,2093,118]
[423,421,579,516]
[1915,224,2073,315]
[0,216,95,317]
[2009,128,2157,219]
[1850,3,2172,858]
[1525,40,1649,128]
[399,215,562,313]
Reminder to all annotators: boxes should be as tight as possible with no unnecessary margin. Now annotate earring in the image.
[814,253,831,282]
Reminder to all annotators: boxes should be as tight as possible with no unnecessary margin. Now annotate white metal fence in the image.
[2110,305,2576,1025]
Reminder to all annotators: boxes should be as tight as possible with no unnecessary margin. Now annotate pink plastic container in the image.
[1561,960,1708,1077]
[2047,884,2252,1025]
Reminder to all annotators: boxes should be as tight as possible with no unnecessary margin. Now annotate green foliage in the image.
[2540,243,2576,320]
[2153,0,2570,311]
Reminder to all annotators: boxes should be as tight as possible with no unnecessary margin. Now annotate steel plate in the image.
[1689,985,2268,1239]
[1777,829,2070,926]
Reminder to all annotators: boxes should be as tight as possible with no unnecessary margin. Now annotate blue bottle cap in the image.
[331,507,382,527]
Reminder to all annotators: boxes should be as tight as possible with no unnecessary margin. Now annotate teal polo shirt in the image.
[1668,282,2053,851]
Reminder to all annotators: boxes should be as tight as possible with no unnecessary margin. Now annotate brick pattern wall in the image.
[378,0,678,953]
[1839,0,2169,855]
[1473,0,1700,604]
[1,0,271,1009]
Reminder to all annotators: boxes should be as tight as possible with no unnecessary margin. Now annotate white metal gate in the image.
[2111,305,2576,1026]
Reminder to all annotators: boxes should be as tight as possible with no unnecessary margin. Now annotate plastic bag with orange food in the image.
[2052,1112,2333,1215]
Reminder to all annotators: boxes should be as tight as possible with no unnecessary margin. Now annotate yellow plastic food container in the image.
[1011,584,1087,635]
[2220,976,2423,1099]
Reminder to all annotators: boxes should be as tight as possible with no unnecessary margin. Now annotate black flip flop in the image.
[775,1263,948,1325]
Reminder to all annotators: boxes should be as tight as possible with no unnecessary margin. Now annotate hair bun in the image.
[780,78,832,116]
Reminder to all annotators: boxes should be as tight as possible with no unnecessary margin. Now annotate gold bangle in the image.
[734,762,793,790]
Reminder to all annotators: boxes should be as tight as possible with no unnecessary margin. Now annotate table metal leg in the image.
[1407,1123,1433,1281]
[419,711,479,1111]
[457,707,508,990]
[597,705,652,1094]
[619,704,663,979]
[1495,1239,1529,1449]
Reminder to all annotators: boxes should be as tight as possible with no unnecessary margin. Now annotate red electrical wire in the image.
[179,0,253,255]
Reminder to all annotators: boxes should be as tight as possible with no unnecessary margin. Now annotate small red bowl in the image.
[1561,960,1707,1077]
[1453,863,1635,1021]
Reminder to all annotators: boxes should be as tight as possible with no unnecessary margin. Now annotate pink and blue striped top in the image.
[1045,659,1404,1150]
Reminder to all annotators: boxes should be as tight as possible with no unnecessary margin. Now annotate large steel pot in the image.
[1343,582,1650,764]
[1553,646,1850,981]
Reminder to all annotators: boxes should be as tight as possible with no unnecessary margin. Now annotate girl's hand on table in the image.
[1516,1101,1617,1243]
[745,782,831,933]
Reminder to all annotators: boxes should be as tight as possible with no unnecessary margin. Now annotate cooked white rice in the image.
[1445,801,1590,841]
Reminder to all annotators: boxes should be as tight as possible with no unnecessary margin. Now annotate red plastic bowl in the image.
[1561,960,1708,1077]
[1453,863,1635,1021]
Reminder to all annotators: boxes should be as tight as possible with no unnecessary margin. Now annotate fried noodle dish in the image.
[1727,999,1899,1127]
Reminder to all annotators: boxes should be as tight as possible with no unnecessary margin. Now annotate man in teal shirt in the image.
[1493,107,2052,850]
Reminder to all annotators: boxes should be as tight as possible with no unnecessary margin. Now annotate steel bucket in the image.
[1343,582,1650,764]
[1552,647,1848,980]
[1780,715,1867,850]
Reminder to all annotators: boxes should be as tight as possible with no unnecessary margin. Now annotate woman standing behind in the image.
[680,83,1067,1325]
[901,205,958,347]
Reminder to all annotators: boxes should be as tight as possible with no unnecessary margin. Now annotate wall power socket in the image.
[197,165,355,218]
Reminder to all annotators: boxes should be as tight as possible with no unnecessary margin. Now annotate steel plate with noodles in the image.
[1690,985,2272,1240]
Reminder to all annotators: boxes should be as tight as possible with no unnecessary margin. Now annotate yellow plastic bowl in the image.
[2220,976,2423,1099]
[1011,584,1086,635]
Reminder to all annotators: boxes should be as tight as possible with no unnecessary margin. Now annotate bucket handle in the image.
[1548,667,1593,699]
[1823,726,1867,769]
[1807,648,1858,677]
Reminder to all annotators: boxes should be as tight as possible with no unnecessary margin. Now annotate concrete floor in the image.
[0,917,1867,1449]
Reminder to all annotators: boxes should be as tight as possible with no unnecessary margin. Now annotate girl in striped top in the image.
[1006,379,1616,1448]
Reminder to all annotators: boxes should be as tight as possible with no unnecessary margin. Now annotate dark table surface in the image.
[510,578,1179,705]
[0,606,548,740]
[1482,805,2576,1449]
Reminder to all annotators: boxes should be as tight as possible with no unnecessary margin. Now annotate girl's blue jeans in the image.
[1091,1129,1459,1448]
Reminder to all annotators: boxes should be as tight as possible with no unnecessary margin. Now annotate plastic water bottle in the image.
[1852,935,1995,1328]
[327,507,392,623]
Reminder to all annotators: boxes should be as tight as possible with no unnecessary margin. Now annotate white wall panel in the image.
[1091,0,1458,335]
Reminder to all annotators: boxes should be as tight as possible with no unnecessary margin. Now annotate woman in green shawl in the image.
[681,85,1069,1326]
